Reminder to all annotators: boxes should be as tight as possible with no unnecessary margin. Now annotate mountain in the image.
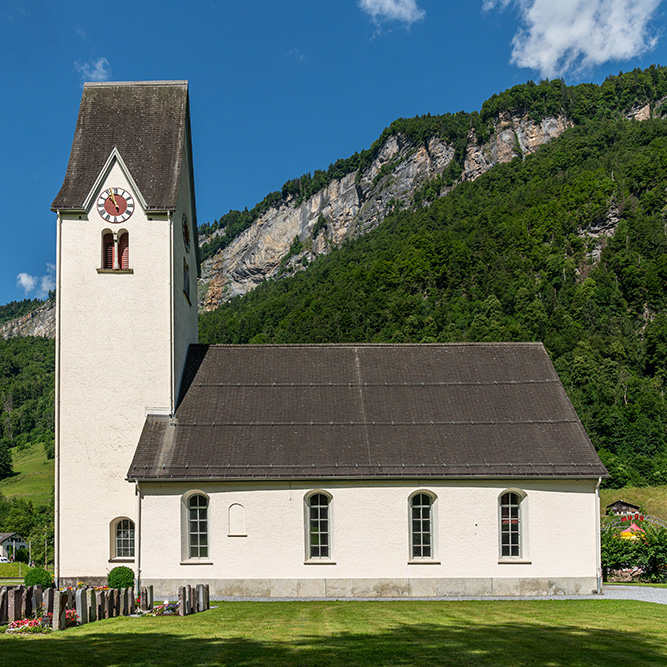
[198,106,667,489]
[3,66,667,490]
[197,67,667,310]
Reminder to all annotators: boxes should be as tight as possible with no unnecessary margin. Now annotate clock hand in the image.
[108,188,119,211]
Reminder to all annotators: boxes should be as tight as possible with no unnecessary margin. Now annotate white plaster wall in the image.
[138,478,599,582]
[57,157,195,579]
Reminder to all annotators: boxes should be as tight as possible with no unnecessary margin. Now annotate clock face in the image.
[97,187,135,223]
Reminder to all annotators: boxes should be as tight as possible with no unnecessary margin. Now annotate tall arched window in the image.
[410,492,434,559]
[188,494,208,559]
[307,492,330,559]
[115,518,135,558]
[500,491,522,558]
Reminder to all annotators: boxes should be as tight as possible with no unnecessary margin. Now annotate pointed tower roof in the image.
[52,81,192,212]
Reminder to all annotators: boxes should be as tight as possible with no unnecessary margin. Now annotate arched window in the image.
[410,492,434,559]
[307,492,330,559]
[188,494,208,559]
[115,519,135,558]
[110,517,134,560]
[183,259,190,302]
[500,491,523,558]
[118,232,129,269]
[101,231,130,270]
[102,232,114,269]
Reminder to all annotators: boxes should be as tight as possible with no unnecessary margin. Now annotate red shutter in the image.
[103,234,114,269]
[119,233,129,269]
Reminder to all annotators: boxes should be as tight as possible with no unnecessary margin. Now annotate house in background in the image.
[606,500,642,516]
[0,532,28,560]
[52,81,608,597]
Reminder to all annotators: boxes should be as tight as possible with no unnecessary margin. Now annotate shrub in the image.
[107,565,134,589]
[24,567,53,588]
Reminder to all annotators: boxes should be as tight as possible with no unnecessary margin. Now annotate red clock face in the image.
[97,187,135,223]
[105,195,128,217]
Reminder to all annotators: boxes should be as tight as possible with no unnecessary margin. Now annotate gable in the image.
[128,343,608,481]
[52,81,190,212]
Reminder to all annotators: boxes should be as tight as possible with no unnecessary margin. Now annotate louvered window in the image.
[103,233,114,269]
[119,233,129,269]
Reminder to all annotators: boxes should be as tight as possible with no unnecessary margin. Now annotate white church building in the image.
[52,81,608,597]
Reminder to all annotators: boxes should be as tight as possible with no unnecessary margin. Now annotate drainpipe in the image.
[595,477,602,594]
[54,211,62,587]
[135,481,142,592]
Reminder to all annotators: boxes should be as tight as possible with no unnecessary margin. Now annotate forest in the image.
[3,66,667,503]
[199,117,667,489]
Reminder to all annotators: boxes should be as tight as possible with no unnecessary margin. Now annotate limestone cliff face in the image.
[0,300,55,339]
[199,113,574,310]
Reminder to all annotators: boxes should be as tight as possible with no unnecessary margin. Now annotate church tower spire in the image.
[52,81,198,585]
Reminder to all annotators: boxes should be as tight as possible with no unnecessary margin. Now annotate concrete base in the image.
[128,577,599,599]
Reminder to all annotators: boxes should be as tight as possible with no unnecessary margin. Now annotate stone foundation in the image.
[135,577,599,599]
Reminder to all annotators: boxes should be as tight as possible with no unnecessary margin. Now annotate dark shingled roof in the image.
[52,81,190,211]
[128,343,607,481]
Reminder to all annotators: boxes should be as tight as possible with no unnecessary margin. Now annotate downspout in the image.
[135,481,142,592]
[54,211,62,587]
[595,477,602,594]
[168,211,175,414]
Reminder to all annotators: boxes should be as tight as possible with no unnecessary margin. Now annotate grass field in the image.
[0,600,666,667]
[0,441,53,506]
[600,485,667,520]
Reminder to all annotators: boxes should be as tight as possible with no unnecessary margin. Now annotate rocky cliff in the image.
[199,112,575,310]
[0,299,55,339]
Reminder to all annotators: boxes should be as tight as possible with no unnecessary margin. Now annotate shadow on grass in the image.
[1,619,665,667]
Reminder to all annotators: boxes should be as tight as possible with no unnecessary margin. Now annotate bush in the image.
[24,567,53,588]
[107,565,134,589]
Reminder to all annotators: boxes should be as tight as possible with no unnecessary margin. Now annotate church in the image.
[52,81,607,598]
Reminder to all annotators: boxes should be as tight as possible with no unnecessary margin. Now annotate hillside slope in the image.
[198,67,667,309]
[200,117,667,489]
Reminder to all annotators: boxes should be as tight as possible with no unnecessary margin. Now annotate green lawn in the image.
[1,600,666,666]
[0,441,53,506]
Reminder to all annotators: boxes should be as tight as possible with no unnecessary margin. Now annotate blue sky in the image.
[2,0,667,306]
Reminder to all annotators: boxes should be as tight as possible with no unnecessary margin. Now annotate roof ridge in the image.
[84,80,188,88]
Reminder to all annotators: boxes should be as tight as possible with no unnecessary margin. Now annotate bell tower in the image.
[51,81,199,585]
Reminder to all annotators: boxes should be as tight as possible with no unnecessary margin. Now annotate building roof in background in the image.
[129,343,608,481]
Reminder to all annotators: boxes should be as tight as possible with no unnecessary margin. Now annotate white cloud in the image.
[17,264,55,299]
[484,0,663,78]
[359,0,425,26]
[74,56,111,83]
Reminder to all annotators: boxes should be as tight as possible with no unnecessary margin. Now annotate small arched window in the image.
[101,231,129,270]
[102,232,114,269]
[188,494,209,559]
[183,259,190,302]
[500,491,522,558]
[111,518,134,559]
[307,492,330,559]
[118,232,129,269]
[410,492,434,559]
